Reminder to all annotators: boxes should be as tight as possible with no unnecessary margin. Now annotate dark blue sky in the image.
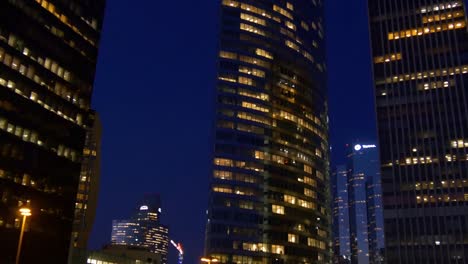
[89,1,377,264]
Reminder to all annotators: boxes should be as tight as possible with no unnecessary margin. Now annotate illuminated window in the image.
[239,66,265,77]
[240,13,266,26]
[273,5,293,19]
[271,245,284,254]
[288,233,298,243]
[219,51,237,59]
[272,204,284,214]
[304,164,312,174]
[304,188,316,198]
[255,48,273,59]
[285,21,296,31]
[284,194,296,204]
[213,186,233,193]
[286,2,294,10]
[240,23,266,36]
[214,158,234,167]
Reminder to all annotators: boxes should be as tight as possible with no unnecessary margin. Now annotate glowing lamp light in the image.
[354,144,362,151]
[19,208,31,216]
[139,205,148,211]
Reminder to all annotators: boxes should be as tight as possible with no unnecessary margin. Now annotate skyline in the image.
[89,0,376,263]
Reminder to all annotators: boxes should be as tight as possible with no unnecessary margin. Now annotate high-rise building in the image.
[69,112,102,263]
[331,143,384,264]
[205,0,330,263]
[332,165,351,264]
[346,144,384,264]
[368,0,468,262]
[0,0,105,263]
[111,194,169,264]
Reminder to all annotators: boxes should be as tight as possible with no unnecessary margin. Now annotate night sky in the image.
[89,1,377,264]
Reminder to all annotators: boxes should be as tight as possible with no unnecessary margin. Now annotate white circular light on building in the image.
[354,144,362,151]
[140,205,148,210]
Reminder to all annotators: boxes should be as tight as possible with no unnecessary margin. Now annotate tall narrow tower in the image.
[369,0,468,262]
[205,0,330,263]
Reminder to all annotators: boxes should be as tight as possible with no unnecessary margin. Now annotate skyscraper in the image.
[111,194,169,264]
[331,144,384,264]
[332,165,351,264]
[205,0,330,263]
[0,0,105,263]
[346,144,384,264]
[368,0,468,262]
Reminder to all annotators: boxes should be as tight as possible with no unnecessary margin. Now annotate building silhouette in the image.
[0,0,105,262]
[204,0,330,263]
[368,0,468,262]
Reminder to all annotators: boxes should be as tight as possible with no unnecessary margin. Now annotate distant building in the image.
[332,143,384,264]
[87,245,162,264]
[111,194,169,264]
[332,165,351,263]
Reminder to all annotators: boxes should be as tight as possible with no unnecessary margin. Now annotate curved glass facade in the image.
[205,0,330,263]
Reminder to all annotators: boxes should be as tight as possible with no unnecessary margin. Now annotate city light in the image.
[16,207,31,264]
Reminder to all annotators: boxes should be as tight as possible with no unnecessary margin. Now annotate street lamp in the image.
[200,257,219,264]
[16,208,31,264]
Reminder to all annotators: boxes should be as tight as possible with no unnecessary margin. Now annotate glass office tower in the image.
[369,0,468,262]
[205,0,330,263]
[331,144,384,264]
[0,0,105,263]
[332,165,351,264]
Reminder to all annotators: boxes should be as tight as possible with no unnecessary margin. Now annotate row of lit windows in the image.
[418,80,454,90]
[34,0,96,46]
[420,1,461,13]
[223,0,281,23]
[240,23,266,37]
[378,65,468,85]
[422,11,465,23]
[255,48,273,59]
[237,111,270,126]
[212,185,255,196]
[240,13,266,26]
[273,5,293,20]
[411,180,468,190]
[388,20,466,40]
[0,116,79,161]
[451,139,468,148]
[214,170,259,184]
[298,176,318,187]
[241,101,269,113]
[243,242,285,254]
[214,158,264,172]
[374,53,402,64]
[0,75,84,126]
[239,88,269,101]
[217,119,265,135]
[87,259,117,264]
[284,194,317,209]
[238,66,265,78]
[220,51,270,69]
[416,193,468,203]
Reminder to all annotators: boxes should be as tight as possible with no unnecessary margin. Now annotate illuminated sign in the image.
[354,144,376,151]
[140,205,148,210]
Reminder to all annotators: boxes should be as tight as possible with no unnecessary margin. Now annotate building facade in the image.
[368,0,468,262]
[111,194,169,264]
[332,144,384,264]
[205,0,330,263]
[0,0,105,263]
[69,112,102,263]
